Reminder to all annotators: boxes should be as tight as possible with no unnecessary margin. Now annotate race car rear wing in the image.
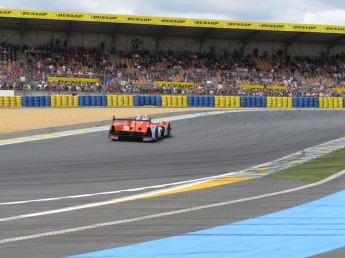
[112,116,152,123]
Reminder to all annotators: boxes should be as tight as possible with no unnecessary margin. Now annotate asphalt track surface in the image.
[1,109,345,258]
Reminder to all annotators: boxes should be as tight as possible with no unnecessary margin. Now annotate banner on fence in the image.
[240,84,288,90]
[48,77,99,83]
[154,81,195,89]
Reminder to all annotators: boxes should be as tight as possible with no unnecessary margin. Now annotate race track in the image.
[1,109,345,257]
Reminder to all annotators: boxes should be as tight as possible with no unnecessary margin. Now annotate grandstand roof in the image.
[1,8,345,46]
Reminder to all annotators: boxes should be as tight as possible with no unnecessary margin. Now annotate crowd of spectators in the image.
[1,42,345,97]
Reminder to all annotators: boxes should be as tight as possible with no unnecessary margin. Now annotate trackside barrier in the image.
[123,95,129,107]
[167,95,172,107]
[22,96,28,107]
[215,96,220,107]
[107,95,112,106]
[45,96,50,107]
[193,96,199,107]
[319,97,343,109]
[204,96,210,107]
[10,96,16,107]
[1,96,344,109]
[150,95,156,106]
[156,96,162,106]
[177,96,183,107]
[16,96,22,107]
[183,96,188,107]
[172,96,178,107]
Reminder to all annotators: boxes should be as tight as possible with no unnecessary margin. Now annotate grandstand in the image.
[0,8,345,97]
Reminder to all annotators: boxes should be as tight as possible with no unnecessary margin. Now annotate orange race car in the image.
[108,115,172,142]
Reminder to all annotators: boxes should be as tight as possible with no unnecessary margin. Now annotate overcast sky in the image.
[1,0,345,25]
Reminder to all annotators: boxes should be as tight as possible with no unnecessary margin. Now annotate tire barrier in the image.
[10,96,17,107]
[202,96,207,106]
[188,96,193,107]
[112,95,118,106]
[85,96,91,106]
[90,96,96,106]
[139,95,145,106]
[44,96,50,107]
[118,95,124,106]
[266,96,272,108]
[123,95,129,106]
[161,95,167,107]
[150,95,156,106]
[73,96,79,107]
[61,95,68,107]
[68,96,74,107]
[39,96,45,107]
[22,96,28,107]
[28,96,34,107]
[167,95,172,107]
[145,95,151,106]
[177,96,183,107]
[34,96,40,107]
[4,96,10,107]
[107,95,112,107]
[214,96,220,107]
[96,96,101,106]
[220,96,225,107]
[172,96,178,107]
[1,96,344,109]
[183,96,188,107]
[156,96,162,106]
[193,96,199,107]
[319,97,344,109]
[134,95,140,106]
[15,96,20,107]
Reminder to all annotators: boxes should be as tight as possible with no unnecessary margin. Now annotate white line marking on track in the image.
[0,172,237,206]
[1,169,344,245]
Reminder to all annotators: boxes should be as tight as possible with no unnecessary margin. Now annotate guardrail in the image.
[0,95,344,108]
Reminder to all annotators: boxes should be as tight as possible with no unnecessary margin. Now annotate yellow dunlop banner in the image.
[87,13,122,22]
[240,84,288,90]
[121,15,156,24]
[256,22,287,31]
[17,9,52,19]
[52,11,85,21]
[48,77,99,83]
[287,23,321,32]
[156,17,188,26]
[154,81,195,89]
[225,21,256,30]
[321,25,345,33]
[2,8,345,34]
[189,19,223,28]
[0,9,19,17]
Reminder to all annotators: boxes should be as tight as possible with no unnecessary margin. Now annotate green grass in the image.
[267,148,345,182]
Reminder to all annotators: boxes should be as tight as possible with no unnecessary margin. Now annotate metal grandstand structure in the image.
[0,8,345,57]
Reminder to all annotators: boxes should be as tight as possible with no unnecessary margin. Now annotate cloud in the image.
[302,9,345,25]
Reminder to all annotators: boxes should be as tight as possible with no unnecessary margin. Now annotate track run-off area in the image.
[1,109,345,258]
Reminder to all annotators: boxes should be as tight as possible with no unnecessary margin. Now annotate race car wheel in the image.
[109,125,115,135]
[167,124,171,136]
[109,125,118,141]
[154,127,158,142]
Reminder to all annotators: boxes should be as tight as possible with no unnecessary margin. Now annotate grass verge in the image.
[267,148,345,182]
